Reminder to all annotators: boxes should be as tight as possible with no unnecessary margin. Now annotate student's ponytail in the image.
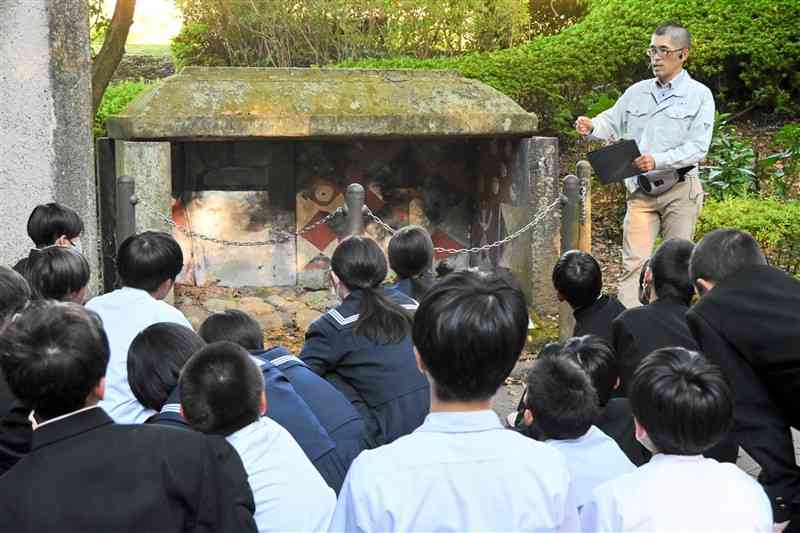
[332,236,412,344]
[387,225,435,301]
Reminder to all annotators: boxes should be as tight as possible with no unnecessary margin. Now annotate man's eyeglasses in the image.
[645,46,684,58]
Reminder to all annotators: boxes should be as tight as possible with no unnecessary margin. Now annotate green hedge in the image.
[93,80,151,137]
[696,197,800,276]
[342,0,800,135]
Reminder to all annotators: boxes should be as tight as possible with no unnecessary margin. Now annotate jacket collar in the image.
[253,346,303,369]
[33,406,113,451]
[573,294,610,320]
[416,410,502,434]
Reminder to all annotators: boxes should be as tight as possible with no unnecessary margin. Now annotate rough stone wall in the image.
[0,0,97,285]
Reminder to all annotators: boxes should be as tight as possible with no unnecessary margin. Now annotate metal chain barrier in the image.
[365,198,563,256]
[141,202,345,247]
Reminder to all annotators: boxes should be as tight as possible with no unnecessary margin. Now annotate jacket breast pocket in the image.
[624,106,650,140]
[661,105,698,146]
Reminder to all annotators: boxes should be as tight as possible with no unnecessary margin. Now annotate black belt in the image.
[676,165,695,181]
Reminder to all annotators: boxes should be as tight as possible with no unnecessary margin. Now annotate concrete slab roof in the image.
[106,67,538,140]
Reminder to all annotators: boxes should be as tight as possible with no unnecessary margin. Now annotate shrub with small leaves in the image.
[93,80,152,137]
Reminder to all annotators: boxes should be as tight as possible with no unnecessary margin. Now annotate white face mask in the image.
[69,238,83,254]
[636,431,659,454]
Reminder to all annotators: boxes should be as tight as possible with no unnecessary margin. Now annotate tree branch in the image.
[91,0,136,115]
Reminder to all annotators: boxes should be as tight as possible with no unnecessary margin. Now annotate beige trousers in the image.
[617,176,704,308]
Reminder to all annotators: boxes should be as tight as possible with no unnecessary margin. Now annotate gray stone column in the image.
[115,141,173,234]
[526,136,561,317]
[0,0,97,285]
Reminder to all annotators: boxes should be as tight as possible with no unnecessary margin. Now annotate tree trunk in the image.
[91,0,136,115]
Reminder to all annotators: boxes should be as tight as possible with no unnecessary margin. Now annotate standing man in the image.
[576,23,715,308]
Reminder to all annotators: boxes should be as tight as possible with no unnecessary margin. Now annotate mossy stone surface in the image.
[107,67,538,140]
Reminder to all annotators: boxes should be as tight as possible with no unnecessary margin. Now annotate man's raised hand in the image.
[575,116,593,136]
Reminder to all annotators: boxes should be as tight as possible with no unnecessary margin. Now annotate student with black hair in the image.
[12,203,84,276]
[127,323,206,429]
[86,231,192,424]
[180,341,336,533]
[300,235,429,447]
[553,250,625,344]
[331,271,578,531]
[0,267,32,474]
[581,347,772,531]
[24,245,90,303]
[558,336,649,466]
[200,309,369,479]
[612,238,699,393]
[387,225,435,301]
[688,228,800,529]
[0,302,258,532]
[521,356,634,509]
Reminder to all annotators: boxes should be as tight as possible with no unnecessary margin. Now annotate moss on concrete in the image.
[107,67,538,140]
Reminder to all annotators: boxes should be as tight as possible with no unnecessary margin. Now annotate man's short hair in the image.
[654,23,692,49]
[689,229,767,284]
[0,266,30,326]
[117,231,183,293]
[523,356,599,440]
[552,250,602,309]
[650,238,695,305]
[25,246,90,301]
[26,203,84,248]
[630,347,732,455]
[412,270,528,402]
[559,335,618,406]
[198,310,265,352]
[128,323,206,412]
[0,302,109,420]
[179,341,264,436]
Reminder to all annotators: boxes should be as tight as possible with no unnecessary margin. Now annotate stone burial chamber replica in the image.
[100,67,561,315]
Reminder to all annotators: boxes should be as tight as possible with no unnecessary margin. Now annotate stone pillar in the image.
[526,137,561,316]
[115,141,173,234]
[0,0,97,285]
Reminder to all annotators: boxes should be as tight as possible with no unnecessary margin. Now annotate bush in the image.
[696,197,800,277]
[699,113,757,201]
[93,80,152,137]
[172,0,532,68]
[344,0,800,136]
[759,123,800,200]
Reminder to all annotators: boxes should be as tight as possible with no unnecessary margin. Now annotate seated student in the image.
[300,235,429,447]
[687,229,800,527]
[0,302,257,532]
[12,202,84,276]
[24,245,90,303]
[612,238,699,393]
[387,224,435,301]
[181,341,336,533]
[581,347,773,532]
[86,231,192,424]
[558,335,649,466]
[146,317,346,492]
[331,271,579,532]
[199,309,369,473]
[0,267,32,474]
[553,250,625,344]
[127,322,206,429]
[521,355,635,509]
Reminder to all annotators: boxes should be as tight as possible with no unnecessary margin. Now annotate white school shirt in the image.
[547,425,636,509]
[590,69,715,193]
[330,410,579,533]
[580,453,773,532]
[86,287,192,424]
[227,417,335,533]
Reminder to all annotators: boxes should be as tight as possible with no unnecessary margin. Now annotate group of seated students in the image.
[0,202,796,532]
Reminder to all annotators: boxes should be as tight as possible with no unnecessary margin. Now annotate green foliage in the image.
[696,197,800,276]
[93,80,151,137]
[344,0,800,136]
[88,0,111,49]
[699,113,757,201]
[759,123,800,199]
[172,0,531,69]
[528,0,588,37]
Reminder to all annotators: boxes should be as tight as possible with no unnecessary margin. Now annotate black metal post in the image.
[116,175,137,248]
[560,174,580,254]
[345,183,366,236]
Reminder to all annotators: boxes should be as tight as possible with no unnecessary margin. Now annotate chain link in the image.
[364,198,562,256]
[144,203,344,247]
